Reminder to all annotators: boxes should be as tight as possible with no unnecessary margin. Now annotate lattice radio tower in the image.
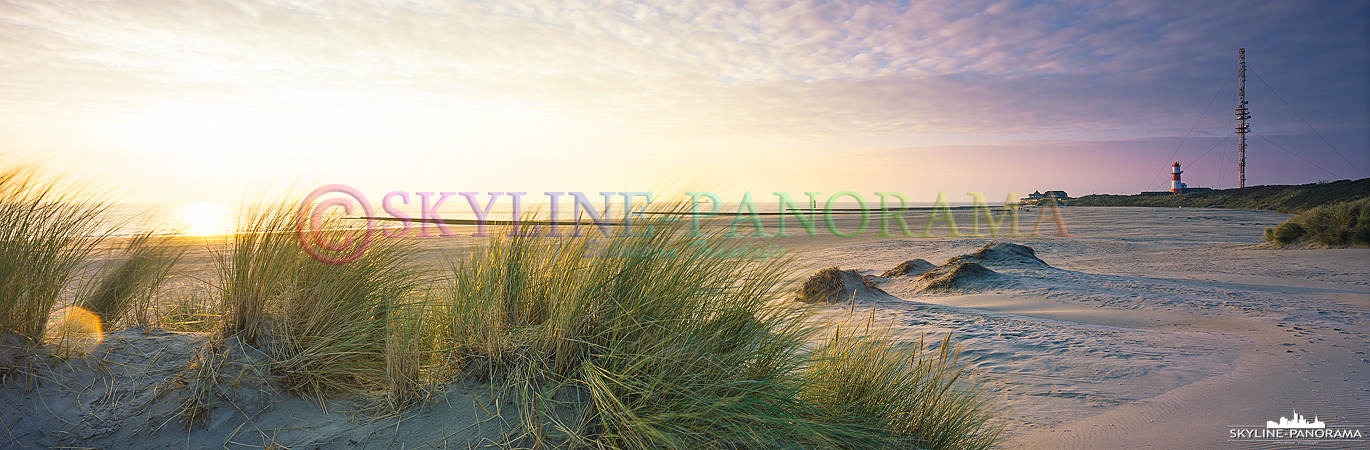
[1235,48,1250,188]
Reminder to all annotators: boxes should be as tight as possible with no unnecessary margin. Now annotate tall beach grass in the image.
[0,168,1001,448]
[77,232,186,329]
[1265,196,1370,247]
[804,330,1000,450]
[216,198,428,400]
[433,209,1001,449]
[0,164,109,343]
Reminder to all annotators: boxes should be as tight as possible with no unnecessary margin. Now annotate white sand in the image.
[2,206,1366,449]
[787,206,1369,449]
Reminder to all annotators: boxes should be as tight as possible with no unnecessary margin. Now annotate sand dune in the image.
[0,328,535,449]
[789,207,1369,449]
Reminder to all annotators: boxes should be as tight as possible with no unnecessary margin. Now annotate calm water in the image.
[104,202,240,237]
[102,197,988,238]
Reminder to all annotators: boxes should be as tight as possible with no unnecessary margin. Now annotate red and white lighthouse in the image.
[1171,162,1186,193]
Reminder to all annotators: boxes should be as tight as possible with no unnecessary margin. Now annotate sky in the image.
[2,0,1366,204]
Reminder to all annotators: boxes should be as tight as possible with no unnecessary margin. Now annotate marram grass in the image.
[158,285,220,333]
[803,330,1001,450]
[435,210,1001,450]
[216,198,428,401]
[0,169,1001,448]
[78,232,186,329]
[1265,196,1370,247]
[0,164,109,344]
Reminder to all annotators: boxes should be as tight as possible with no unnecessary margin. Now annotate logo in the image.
[296,184,377,265]
[1229,410,1363,445]
[294,186,1072,265]
[1267,411,1325,429]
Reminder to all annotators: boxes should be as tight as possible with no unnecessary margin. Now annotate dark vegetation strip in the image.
[1067,178,1370,214]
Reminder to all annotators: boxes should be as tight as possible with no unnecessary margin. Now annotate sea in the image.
[102,197,997,238]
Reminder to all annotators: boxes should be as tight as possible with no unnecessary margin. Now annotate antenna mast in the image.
[1235,48,1250,188]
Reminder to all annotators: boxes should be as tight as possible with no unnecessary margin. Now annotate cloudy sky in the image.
[2,0,1366,203]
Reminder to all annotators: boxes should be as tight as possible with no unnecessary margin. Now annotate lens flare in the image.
[46,306,104,357]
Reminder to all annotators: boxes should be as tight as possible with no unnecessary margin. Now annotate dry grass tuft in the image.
[177,337,227,425]
[158,287,220,333]
[798,267,853,303]
[216,198,428,403]
[79,232,186,329]
[947,242,1047,267]
[881,259,936,278]
[919,262,1003,293]
[1265,196,1370,247]
[804,331,1001,450]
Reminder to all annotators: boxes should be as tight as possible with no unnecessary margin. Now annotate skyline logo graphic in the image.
[1267,411,1326,429]
[1230,409,1363,444]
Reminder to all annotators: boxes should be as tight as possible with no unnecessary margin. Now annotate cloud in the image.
[0,0,1364,163]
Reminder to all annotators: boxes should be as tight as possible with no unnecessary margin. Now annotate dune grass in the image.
[804,330,1000,450]
[0,164,1000,448]
[434,212,1000,449]
[218,201,307,347]
[796,267,850,303]
[158,286,220,333]
[0,165,110,344]
[192,199,1001,448]
[1264,196,1370,247]
[216,199,428,400]
[78,232,186,329]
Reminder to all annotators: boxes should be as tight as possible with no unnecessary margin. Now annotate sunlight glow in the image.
[45,306,104,358]
[171,202,236,236]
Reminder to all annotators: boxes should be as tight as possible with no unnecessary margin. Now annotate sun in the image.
[173,202,236,236]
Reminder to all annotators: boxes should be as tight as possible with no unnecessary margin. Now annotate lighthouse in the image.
[1171,162,1186,193]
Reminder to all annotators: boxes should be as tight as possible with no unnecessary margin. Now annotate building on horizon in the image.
[1022,190,1070,200]
[1170,162,1213,194]
[1020,190,1071,204]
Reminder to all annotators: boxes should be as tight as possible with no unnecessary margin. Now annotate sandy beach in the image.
[2,205,1367,449]
[783,206,1369,449]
